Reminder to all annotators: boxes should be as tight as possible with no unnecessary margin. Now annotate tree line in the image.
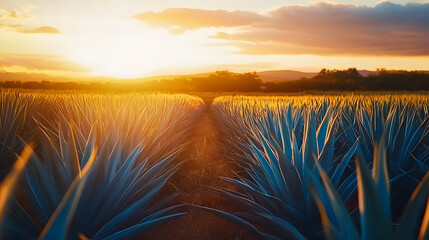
[264,68,429,92]
[1,69,429,92]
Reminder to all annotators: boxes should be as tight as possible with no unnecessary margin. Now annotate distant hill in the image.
[2,68,429,92]
[257,70,317,82]
[138,70,322,83]
[129,72,212,83]
[0,71,68,82]
[0,69,419,84]
[358,70,374,77]
[257,70,379,82]
[0,70,320,83]
[0,71,114,83]
[0,71,216,83]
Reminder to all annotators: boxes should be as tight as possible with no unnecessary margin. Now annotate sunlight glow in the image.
[62,18,232,78]
[0,0,428,79]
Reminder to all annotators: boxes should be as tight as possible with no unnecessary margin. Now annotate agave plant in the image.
[208,94,429,240]
[0,92,31,178]
[201,106,359,240]
[3,123,187,239]
[341,100,429,219]
[310,138,429,240]
[0,145,33,229]
[342,100,429,171]
[1,93,204,239]
[212,96,351,161]
[37,93,204,162]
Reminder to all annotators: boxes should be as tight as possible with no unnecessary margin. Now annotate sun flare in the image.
[61,18,223,78]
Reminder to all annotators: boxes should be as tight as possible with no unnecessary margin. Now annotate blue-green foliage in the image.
[0,92,32,179]
[3,124,186,239]
[310,138,429,240]
[341,101,429,219]
[208,105,359,239]
[0,93,204,239]
[210,98,429,240]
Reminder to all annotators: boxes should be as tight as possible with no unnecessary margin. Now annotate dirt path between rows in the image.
[143,101,258,240]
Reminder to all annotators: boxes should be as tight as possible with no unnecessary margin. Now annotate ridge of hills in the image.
[0,69,379,83]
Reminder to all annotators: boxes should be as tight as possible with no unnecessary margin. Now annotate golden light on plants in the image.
[0,0,428,239]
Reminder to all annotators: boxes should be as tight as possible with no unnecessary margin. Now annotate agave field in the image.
[0,90,204,239]
[208,94,429,240]
[1,91,429,240]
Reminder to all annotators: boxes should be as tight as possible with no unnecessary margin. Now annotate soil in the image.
[142,99,259,240]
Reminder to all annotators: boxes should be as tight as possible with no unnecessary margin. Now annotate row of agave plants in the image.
[0,90,204,239]
[208,94,429,240]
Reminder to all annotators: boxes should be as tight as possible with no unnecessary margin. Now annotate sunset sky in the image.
[0,0,428,79]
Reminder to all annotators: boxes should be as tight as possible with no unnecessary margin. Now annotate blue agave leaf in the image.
[39,149,96,240]
[38,179,84,240]
[92,162,177,231]
[309,170,359,240]
[372,103,385,142]
[27,154,62,210]
[402,117,429,166]
[250,143,279,196]
[3,216,37,239]
[392,119,407,166]
[372,138,391,223]
[271,138,306,214]
[113,166,178,216]
[258,133,289,202]
[22,163,52,222]
[355,149,393,240]
[331,139,359,188]
[221,177,282,213]
[103,213,187,240]
[318,118,336,171]
[316,107,334,156]
[214,188,273,215]
[278,109,293,161]
[91,146,143,222]
[356,117,373,162]
[92,177,169,239]
[394,171,429,240]
[292,131,303,177]
[0,146,32,231]
[140,203,184,223]
[189,205,281,240]
[360,107,374,145]
[259,213,307,240]
[5,199,39,236]
[302,110,318,170]
[418,199,429,240]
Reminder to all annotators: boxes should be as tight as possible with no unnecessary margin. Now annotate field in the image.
[1,90,429,240]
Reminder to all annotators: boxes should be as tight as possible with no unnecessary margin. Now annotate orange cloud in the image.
[135,8,264,33]
[135,2,429,56]
[18,26,60,34]
[0,8,59,34]
[0,8,30,19]
[10,10,18,18]
[0,54,90,72]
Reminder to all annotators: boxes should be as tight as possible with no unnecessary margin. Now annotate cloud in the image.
[135,2,429,56]
[135,8,264,33]
[0,54,90,72]
[0,9,30,19]
[0,8,59,34]
[18,26,60,34]
[10,10,18,18]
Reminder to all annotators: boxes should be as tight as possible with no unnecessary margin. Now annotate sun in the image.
[61,18,222,79]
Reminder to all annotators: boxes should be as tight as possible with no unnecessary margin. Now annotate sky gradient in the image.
[0,0,428,79]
